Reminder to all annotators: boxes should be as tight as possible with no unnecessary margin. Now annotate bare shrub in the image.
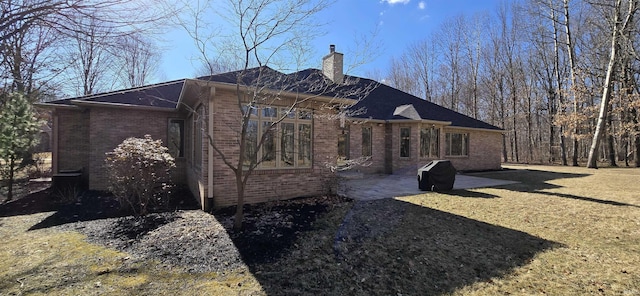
[105,135,175,216]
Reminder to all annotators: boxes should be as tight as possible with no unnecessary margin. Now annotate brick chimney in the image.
[322,44,344,84]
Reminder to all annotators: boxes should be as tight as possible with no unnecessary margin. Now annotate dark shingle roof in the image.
[47,66,500,131]
[347,83,502,131]
[198,67,371,100]
[50,80,185,109]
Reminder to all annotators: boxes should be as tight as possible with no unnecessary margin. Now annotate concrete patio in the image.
[337,173,519,201]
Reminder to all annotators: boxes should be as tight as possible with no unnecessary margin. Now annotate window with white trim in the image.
[445,132,469,156]
[243,106,313,169]
[420,126,439,158]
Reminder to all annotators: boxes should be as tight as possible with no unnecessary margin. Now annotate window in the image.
[445,132,469,156]
[243,105,313,169]
[400,127,411,158]
[338,127,349,161]
[298,123,312,166]
[168,119,185,158]
[362,126,372,157]
[243,120,258,166]
[420,126,439,158]
[281,122,295,167]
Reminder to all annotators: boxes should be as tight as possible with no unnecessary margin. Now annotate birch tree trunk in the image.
[587,0,637,168]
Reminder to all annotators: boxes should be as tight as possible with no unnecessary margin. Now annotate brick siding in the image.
[205,89,337,208]
[88,107,181,189]
[347,121,502,175]
[55,109,90,184]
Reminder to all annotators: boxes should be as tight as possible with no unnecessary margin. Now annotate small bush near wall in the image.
[105,135,175,216]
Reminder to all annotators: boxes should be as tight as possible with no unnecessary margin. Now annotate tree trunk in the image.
[560,128,568,165]
[572,139,579,166]
[607,105,617,166]
[233,172,245,231]
[562,0,581,167]
[513,95,519,163]
[549,1,567,165]
[635,135,640,167]
[587,0,631,168]
[6,156,15,202]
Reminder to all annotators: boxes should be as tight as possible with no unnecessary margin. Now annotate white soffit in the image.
[393,104,421,120]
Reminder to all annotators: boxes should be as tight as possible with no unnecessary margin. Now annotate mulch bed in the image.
[1,184,351,273]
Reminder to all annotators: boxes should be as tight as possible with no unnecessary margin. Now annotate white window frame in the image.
[244,105,313,169]
[420,126,439,158]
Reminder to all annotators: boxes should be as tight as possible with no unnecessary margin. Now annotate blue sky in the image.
[158,0,502,81]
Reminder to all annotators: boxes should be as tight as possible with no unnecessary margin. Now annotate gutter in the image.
[69,100,179,112]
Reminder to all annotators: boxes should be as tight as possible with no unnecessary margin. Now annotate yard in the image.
[0,164,639,295]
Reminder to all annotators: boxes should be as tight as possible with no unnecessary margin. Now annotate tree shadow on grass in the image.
[440,189,501,199]
[242,198,562,295]
[472,169,590,192]
[478,169,640,208]
[531,191,640,208]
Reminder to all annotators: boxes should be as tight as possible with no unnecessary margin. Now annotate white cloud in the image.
[380,0,410,5]
[418,1,425,9]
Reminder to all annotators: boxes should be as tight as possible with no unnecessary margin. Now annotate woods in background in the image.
[377,0,640,167]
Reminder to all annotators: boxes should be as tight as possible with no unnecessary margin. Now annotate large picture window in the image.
[243,105,313,169]
[420,126,439,158]
[400,127,411,158]
[362,126,372,157]
[445,132,469,156]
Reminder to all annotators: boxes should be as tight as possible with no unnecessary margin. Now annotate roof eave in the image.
[69,100,178,112]
[386,119,453,126]
[444,125,505,133]
[33,102,81,110]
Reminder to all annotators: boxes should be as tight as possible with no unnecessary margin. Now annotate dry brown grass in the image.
[409,164,640,295]
[1,164,639,295]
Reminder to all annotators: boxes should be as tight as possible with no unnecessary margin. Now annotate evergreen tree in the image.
[0,93,40,202]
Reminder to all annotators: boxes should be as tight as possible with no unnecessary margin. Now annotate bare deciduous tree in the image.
[116,35,161,88]
[181,0,375,230]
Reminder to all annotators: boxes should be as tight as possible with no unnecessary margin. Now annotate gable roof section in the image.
[393,104,421,120]
[46,80,185,109]
[347,83,502,131]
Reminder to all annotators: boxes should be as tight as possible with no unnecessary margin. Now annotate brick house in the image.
[38,46,502,210]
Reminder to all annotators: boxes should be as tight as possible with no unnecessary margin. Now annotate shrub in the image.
[105,135,175,216]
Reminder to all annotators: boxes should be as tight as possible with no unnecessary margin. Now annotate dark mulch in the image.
[214,195,349,265]
[3,183,351,273]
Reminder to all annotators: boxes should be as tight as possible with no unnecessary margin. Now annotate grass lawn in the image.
[1,164,639,295]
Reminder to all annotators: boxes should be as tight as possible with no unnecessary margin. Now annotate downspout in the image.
[52,112,59,174]
[206,86,215,211]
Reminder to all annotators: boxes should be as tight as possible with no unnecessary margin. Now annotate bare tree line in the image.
[379,0,640,167]
[0,0,174,100]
